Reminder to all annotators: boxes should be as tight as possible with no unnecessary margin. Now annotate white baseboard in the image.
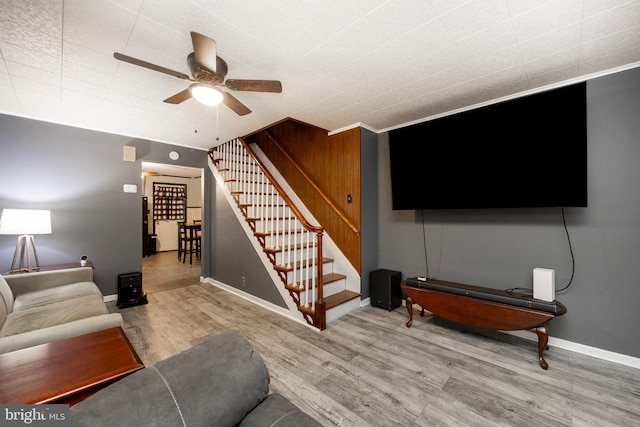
[203,278,319,332]
[505,330,640,370]
[103,294,117,302]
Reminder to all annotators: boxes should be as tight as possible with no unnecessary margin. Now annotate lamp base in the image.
[9,234,41,273]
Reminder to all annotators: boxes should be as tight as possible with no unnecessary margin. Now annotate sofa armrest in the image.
[239,393,322,427]
[4,267,94,296]
[71,332,271,427]
[0,313,123,354]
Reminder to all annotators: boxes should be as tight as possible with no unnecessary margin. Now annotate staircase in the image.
[208,138,360,330]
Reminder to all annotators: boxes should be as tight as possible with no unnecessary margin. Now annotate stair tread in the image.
[285,272,347,291]
[246,217,294,225]
[323,272,347,284]
[324,290,360,310]
[231,192,272,196]
[256,229,305,238]
[248,217,298,222]
[274,257,333,272]
[264,243,314,254]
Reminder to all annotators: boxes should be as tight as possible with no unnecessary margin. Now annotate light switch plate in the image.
[123,184,137,193]
[123,146,136,162]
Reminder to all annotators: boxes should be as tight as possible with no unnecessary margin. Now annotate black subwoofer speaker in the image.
[370,269,402,311]
[117,272,148,308]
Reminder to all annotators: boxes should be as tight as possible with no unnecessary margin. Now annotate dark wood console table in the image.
[401,279,566,370]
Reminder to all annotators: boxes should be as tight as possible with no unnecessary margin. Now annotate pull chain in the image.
[194,100,198,133]
[215,104,220,141]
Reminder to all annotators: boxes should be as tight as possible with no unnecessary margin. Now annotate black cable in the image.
[506,287,532,295]
[556,207,575,292]
[421,209,429,279]
[506,208,576,295]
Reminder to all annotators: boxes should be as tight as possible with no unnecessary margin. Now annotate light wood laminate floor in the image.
[108,251,640,426]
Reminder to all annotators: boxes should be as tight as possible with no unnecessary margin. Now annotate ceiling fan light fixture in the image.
[189,83,223,106]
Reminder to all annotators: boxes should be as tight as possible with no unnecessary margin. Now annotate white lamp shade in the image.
[189,84,223,106]
[0,209,52,235]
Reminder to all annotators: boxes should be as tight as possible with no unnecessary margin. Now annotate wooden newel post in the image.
[315,231,326,330]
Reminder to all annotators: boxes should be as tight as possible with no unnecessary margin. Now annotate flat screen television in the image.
[388,82,587,210]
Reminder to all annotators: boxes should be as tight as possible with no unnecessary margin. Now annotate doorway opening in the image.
[141,162,203,254]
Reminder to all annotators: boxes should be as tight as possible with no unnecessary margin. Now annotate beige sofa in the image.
[0,267,123,354]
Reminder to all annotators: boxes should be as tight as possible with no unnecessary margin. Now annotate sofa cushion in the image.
[4,267,93,296]
[0,294,108,337]
[0,275,14,317]
[0,293,8,330]
[71,331,271,427]
[12,281,101,311]
[0,313,123,354]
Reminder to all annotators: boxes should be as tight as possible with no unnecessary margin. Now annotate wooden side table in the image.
[402,281,566,370]
[0,327,144,405]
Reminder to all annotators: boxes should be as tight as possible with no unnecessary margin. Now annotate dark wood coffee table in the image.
[0,327,144,405]
[402,280,566,370]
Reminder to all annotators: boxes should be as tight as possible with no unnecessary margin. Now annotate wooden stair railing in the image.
[208,138,328,330]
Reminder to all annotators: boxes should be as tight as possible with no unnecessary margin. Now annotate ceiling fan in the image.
[113,32,282,116]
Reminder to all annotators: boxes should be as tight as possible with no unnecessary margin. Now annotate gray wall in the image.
[378,66,640,358]
[208,175,287,308]
[360,127,379,299]
[0,115,207,296]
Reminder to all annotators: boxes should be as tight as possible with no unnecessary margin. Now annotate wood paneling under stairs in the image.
[109,252,640,426]
[247,120,362,273]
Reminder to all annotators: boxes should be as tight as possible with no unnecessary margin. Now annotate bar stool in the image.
[179,222,200,264]
[193,219,202,243]
[177,222,184,260]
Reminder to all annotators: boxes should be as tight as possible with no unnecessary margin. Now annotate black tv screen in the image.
[389,82,587,209]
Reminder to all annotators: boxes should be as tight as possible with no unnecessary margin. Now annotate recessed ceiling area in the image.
[1,0,639,150]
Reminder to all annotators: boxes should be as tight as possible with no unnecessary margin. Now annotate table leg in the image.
[534,324,550,370]
[189,228,193,264]
[405,297,414,328]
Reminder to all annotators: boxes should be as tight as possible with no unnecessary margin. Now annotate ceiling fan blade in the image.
[222,91,251,116]
[163,89,192,104]
[190,31,217,73]
[225,79,282,93]
[114,52,190,80]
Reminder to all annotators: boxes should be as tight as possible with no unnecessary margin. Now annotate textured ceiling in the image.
[1,0,639,151]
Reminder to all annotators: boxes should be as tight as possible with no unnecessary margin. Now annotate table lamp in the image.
[0,209,52,273]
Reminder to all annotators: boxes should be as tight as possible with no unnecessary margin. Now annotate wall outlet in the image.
[241,276,246,287]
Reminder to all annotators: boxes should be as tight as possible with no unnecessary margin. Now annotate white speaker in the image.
[533,268,555,302]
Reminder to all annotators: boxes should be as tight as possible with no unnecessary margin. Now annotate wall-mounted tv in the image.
[388,82,587,210]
